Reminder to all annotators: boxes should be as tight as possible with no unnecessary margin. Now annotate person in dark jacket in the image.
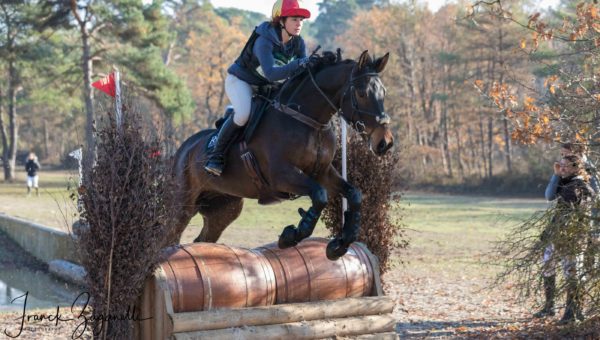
[535,154,593,323]
[204,0,312,176]
[25,152,41,196]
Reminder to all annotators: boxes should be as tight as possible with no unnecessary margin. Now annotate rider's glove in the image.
[298,55,320,69]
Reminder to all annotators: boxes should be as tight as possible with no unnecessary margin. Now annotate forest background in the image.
[0,0,590,196]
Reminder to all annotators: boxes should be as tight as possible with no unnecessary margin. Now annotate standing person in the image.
[204,0,313,176]
[557,143,600,279]
[536,155,593,323]
[25,152,40,196]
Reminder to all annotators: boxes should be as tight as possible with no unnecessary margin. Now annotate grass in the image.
[397,192,547,277]
[0,170,548,258]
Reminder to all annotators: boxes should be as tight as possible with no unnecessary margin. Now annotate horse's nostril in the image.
[377,140,393,154]
[377,140,387,153]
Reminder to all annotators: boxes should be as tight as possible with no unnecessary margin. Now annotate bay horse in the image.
[172,50,393,260]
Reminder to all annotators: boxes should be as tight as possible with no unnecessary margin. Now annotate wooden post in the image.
[170,296,394,333]
[172,314,396,340]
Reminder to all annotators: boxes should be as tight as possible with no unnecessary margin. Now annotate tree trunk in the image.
[467,126,480,177]
[502,114,512,172]
[81,28,95,166]
[487,115,493,178]
[454,115,465,179]
[497,25,512,172]
[0,85,10,181]
[441,102,452,178]
[43,118,49,160]
[7,60,19,182]
[163,41,175,66]
[479,109,487,178]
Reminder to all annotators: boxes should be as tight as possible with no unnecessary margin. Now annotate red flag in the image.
[91,73,116,97]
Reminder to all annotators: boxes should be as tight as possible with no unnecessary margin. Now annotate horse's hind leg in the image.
[195,195,243,243]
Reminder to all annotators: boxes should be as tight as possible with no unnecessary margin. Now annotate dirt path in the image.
[385,248,531,339]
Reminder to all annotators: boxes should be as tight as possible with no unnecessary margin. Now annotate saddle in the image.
[208,86,297,205]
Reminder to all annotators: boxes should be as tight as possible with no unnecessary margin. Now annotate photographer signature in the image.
[4,291,151,339]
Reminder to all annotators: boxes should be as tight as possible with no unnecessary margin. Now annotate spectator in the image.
[25,152,40,196]
[558,143,600,279]
[535,154,593,323]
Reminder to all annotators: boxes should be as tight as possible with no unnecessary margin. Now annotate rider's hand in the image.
[299,55,320,68]
[554,162,562,176]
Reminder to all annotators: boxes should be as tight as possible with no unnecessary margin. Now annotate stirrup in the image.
[204,158,224,176]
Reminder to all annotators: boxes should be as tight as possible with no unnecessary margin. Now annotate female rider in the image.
[204,0,312,176]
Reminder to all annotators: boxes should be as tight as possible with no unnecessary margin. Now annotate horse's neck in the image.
[281,65,350,125]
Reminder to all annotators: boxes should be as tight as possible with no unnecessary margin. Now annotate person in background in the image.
[25,152,40,197]
[556,143,600,280]
[536,154,593,323]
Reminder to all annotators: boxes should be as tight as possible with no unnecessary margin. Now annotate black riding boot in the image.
[204,115,242,176]
[533,275,556,318]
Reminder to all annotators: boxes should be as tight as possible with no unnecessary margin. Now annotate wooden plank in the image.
[171,296,394,333]
[354,331,399,339]
[172,314,396,340]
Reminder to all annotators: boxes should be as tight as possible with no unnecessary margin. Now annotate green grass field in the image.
[0,170,548,260]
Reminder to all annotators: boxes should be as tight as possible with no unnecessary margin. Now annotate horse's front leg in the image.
[272,168,328,249]
[322,165,362,261]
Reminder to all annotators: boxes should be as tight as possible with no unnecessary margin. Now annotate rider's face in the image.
[283,17,304,36]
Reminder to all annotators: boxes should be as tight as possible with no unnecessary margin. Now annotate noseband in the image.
[307,65,390,134]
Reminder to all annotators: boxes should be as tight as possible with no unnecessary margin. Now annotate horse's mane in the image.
[278,50,354,97]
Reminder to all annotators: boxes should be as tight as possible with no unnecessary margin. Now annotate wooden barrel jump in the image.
[135,237,396,339]
[256,238,377,304]
[158,243,276,312]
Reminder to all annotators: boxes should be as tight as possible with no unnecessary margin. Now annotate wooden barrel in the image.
[157,243,276,313]
[254,237,377,304]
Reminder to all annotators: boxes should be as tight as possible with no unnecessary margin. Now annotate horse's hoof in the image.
[298,208,307,217]
[278,225,298,249]
[326,238,348,261]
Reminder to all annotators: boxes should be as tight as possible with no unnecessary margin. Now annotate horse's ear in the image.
[357,50,371,71]
[374,52,390,73]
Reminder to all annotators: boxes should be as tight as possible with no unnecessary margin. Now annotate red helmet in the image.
[272,0,311,21]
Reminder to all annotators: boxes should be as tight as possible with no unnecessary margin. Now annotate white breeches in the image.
[225,74,253,126]
[27,175,38,188]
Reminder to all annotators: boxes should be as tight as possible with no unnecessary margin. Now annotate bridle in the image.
[307,64,391,135]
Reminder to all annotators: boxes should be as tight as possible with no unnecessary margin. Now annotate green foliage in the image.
[114,46,194,122]
[36,0,195,123]
[215,7,268,34]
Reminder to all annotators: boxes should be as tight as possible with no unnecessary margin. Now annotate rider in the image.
[204,0,312,176]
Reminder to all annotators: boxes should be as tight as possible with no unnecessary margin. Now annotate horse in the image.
[171,50,393,260]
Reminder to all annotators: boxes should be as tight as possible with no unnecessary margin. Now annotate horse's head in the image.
[339,51,394,156]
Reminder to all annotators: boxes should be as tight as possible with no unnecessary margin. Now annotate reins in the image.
[264,57,390,134]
